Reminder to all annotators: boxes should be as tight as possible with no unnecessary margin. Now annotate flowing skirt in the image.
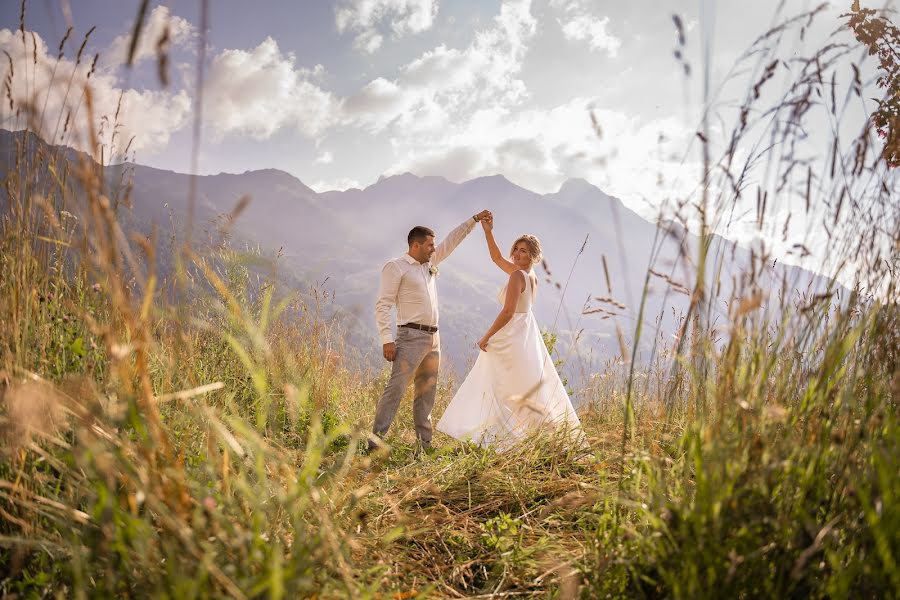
[436,312,581,448]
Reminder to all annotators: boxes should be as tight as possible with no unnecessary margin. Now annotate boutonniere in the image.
[428,264,439,277]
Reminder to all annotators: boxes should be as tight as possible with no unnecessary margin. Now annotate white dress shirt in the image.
[375,217,477,344]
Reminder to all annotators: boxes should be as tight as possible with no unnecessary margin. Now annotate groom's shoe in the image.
[365,433,388,455]
[414,440,436,458]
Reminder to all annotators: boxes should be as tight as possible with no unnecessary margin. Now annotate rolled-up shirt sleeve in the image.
[432,217,477,266]
[375,261,402,344]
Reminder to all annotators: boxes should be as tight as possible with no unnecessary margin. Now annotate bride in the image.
[436,215,582,448]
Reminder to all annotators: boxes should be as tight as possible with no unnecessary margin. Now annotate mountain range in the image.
[0,129,838,390]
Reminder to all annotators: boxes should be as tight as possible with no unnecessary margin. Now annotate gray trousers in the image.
[373,327,440,444]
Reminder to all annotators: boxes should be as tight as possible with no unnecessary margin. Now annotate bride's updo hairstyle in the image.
[510,234,543,266]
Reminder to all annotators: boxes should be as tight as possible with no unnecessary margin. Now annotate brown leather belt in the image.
[400,322,438,333]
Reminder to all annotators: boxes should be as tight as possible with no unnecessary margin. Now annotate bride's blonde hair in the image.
[509,234,542,266]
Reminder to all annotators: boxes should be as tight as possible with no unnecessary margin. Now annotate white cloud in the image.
[551,0,621,58]
[0,0,540,163]
[202,37,339,139]
[103,5,195,69]
[402,45,472,88]
[343,77,415,130]
[385,98,699,210]
[340,0,683,201]
[391,145,484,183]
[342,0,536,132]
[336,0,438,54]
[0,28,190,157]
[110,87,192,151]
[314,151,334,164]
[559,15,621,57]
[352,29,384,53]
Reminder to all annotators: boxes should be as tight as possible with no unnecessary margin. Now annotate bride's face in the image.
[511,243,532,269]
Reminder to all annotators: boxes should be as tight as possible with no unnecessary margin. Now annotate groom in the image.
[370,209,492,452]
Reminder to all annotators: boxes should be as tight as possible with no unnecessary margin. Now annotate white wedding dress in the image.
[436,270,581,448]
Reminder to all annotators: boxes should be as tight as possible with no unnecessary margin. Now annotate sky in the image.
[0,0,895,280]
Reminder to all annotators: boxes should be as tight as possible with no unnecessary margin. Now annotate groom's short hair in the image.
[408,226,435,245]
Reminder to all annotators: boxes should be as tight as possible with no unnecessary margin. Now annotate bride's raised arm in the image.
[481,216,518,274]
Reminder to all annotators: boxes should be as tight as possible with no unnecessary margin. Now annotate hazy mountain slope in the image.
[1,130,838,383]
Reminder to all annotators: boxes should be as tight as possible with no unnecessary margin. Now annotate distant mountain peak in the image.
[554,177,620,204]
[367,172,424,192]
[376,171,420,183]
[461,173,540,198]
[368,172,460,195]
[471,173,510,184]
[558,177,597,194]
[234,168,315,193]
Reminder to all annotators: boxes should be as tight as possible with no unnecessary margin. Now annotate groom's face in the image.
[410,236,436,263]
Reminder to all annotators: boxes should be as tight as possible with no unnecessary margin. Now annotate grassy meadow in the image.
[1,3,898,598]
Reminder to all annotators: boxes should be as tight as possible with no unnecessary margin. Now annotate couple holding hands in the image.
[370,210,581,453]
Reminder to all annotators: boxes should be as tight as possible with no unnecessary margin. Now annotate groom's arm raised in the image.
[431,209,491,266]
[375,261,402,361]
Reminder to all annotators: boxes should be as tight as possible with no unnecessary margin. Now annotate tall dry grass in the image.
[1,2,898,598]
